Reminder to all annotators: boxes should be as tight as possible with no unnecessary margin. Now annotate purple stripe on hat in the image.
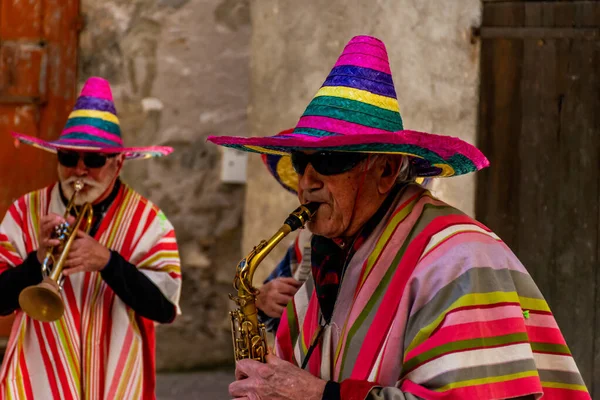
[328,65,394,86]
[73,96,117,114]
[296,116,390,136]
[322,75,397,98]
[60,126,124,146]
[335,53,391,75]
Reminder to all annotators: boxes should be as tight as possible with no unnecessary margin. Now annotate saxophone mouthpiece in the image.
[284,202,319,231]
[302,202,320,215]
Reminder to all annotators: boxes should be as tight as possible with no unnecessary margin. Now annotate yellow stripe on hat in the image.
[433,163,455,177]
[315,86,400,113]
[275,155,299,192]
[245,145,288,155]
[69,109,120,125]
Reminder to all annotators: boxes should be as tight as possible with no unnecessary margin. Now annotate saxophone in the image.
[230,202,319,362]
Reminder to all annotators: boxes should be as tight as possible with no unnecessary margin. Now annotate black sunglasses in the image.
[291,151,369,176]
[57,151,118,169]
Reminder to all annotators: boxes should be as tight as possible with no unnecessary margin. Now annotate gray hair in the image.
[366,154,416,184]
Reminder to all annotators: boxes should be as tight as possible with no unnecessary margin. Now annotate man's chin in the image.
[306,221,339,239]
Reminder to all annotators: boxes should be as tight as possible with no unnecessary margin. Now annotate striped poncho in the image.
[275,185,590,400]
[0,183,181,400]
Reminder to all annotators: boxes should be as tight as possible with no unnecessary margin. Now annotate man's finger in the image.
[43,239,61,248]
[42,215,65,231]
[76,230,89,238]
[274,293,293,307]
[278,277,303,287]
[63,257,83,268]
[235,359,263,381]
[277,283,302,296]
[265,351,283,365]
[267,304,284,317]
[63,265,85,276]
[229,379,252,398]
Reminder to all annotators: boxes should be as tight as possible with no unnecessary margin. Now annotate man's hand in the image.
[256,277,303,318]
[229,354,327,400]
[37,213,67,263]
[63,230,111,276]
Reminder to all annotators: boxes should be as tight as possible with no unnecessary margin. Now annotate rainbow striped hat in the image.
[12,77,172,160]
[208,35,488,178]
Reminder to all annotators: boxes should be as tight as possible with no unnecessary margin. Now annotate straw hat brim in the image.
[209,129,489,178]
[12,132,173,160]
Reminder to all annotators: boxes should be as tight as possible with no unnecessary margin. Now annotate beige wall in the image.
[245,0,483,283]
[79,0,250,369]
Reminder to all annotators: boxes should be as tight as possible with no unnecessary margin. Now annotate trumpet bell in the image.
[18,277,65,322]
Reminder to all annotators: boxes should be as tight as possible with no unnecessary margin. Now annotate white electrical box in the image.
[220,147,248,184]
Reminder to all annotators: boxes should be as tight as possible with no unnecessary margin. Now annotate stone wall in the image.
[79,0,250,370]
[78,0,482,371]
[245,0,483,283]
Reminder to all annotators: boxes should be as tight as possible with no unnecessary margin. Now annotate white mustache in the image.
[62,176,102,189]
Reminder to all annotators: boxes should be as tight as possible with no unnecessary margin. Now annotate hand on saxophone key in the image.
[62,230,111,276]
[256,277,303,318]
[36,213,68,263]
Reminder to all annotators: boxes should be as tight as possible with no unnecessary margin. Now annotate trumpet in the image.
[18,181,93,322]
[229,202,319,362]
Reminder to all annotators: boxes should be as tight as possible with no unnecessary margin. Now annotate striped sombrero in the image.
[12,77,172,160]
[208,35,488,178]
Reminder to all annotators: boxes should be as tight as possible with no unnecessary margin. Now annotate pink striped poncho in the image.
[0,183,181,400]
[275,185,590,400]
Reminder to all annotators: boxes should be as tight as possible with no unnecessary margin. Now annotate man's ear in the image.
[115,154,126,172]
[377,155,401,195]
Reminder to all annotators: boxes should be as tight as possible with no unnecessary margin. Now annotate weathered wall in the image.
[245,0,483,283]
[79,0,250,370]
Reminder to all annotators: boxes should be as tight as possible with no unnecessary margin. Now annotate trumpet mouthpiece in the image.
[74,181,85,191]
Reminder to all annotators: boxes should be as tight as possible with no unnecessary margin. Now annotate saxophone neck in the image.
[238,227,291,292]
[235,203,317,297]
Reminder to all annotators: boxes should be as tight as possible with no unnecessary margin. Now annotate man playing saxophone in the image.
[209,36,591,400]
[0,77,182,399]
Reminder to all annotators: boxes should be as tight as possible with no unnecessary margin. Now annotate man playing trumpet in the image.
[0,77,182,399]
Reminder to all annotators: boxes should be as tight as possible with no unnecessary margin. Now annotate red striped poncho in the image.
[275,184,590,400]
[0,183,181,400]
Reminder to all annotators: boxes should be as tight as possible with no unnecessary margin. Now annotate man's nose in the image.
[298,163,323,193]
[74,157,88,175]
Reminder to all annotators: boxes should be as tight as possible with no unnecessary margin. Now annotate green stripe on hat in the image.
[303,102,403,132]
[309,96,403,127]
[65,117,121,136]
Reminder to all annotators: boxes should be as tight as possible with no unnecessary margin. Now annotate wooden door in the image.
[476,0,600,396]
[0,0,80,351]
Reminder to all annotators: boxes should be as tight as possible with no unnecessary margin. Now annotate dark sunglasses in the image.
[291,151,369,176]
[57,151,118,169]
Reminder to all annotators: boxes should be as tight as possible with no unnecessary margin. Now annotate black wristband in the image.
[322,380,341,400]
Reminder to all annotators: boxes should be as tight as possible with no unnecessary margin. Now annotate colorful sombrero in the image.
[12,77,173,160]
[208,35,488,178]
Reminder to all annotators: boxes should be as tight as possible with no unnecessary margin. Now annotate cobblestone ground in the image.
[156,369,232,400]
